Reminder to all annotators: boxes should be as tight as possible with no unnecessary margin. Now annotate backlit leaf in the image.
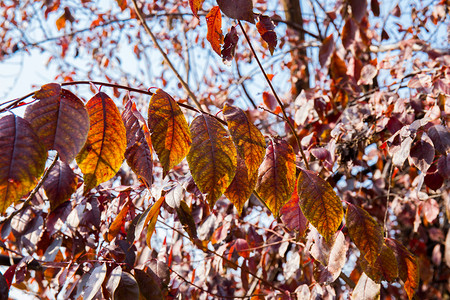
[206,6,224,56]
[217,0,254,23]
[222,25,239,64]
[107,200,130,242]
[222,103,265,179]
[187,114,237,207]
[256,15,277,55]
[122,99,153,186]
[43,160,78,211]
[350,0,367,22]
[256,138,296,217]
[25,83,89,163]
[225,153,257,214]
[81,263,107,300]
[76,92,127,192]
[385,238,419,300]
[145,196,165,247]
[116,0,127,11]
[148,89,191,177]
[134,269,163,300]
[175,200,198,239]
[0,115,47,214]
[428,125,450,154]
[351,273,380,300]
[280,185,309,235]
[319,34,334,68]
[360,243,398,283]
[409,132,434,172]
[262,91,277,111]
[342,18,357,48]
[189,0,204,18]
[346,203,383,265]
[297,169,343,241]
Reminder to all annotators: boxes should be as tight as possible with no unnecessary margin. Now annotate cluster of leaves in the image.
[0,0,449,299]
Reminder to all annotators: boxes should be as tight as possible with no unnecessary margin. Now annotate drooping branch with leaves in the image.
[0,0,449,299]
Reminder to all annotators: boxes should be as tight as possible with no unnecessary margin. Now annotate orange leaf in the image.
[107,200,130,242]
[225,153,257,214]
[116,0,127,11]
[43,160,78,211]
[122,99,153,186]
[187,114,237,207]
[206,6,224,56]
[148,89,191,177]
[346,203,384,265]
[56,13,66,31]
[385,238,419,300]
[25,83,90,163]
[76,92,127,192]
[0,115,48,214]
[145,196,165,247]
[297,169,343,242]
[189,0,205,18]
[256,138,296,217]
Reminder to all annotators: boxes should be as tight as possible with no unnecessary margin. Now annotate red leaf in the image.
[280,186,309,235]
[262,91,277,111]
[409,133,434,173]
[217,0,254,23]
[122,99,153,186]
[43,160,78,211]
[256,15,277,55]
[371,0,380,16]
[319,34,334,68]
[221,26,239,64]
[206,6,224,56]
[350,0,367,22]
[428,125,450,154]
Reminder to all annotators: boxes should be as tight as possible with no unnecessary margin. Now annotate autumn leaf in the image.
[280,185,309,235]
[256,15,277,55]
[222,103,265,179]
[297,169,343,241]
[217,0,254,23]
[256,138,296,217]
[409,132,434,172]
[350,0,367,22]
[221,25,239,64]
[262,91,277,111]
[206,6,224,56]
[342,18,357,48]
[25,83,90,163]
[319,34,334,68]
[148,89,191,177]
[346,203,384,265]
[43,160,78,211]
[145,196,165,247]
[351,273,380,300]
[225,153,257,214]
[122,99,153,186]
[189,0,204,18]
[187,114,237,207]
[359,243,399,283]
[385,238,419,300]
[76,92,127,192]
[107,200,130,242]
[0,115,48,214]
[116,0,127,11]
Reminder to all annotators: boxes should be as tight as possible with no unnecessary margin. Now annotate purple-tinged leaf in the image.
[256,15,277,55]
[222,26,239,64]
[43,160,78,211]
[217,0,254,23]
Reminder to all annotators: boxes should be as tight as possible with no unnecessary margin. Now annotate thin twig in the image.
[131,0,203,111]
[237,21,310,170]
[0,81,228,125]
[384,162,394,238]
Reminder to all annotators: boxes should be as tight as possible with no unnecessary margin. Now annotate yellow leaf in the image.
[297,169,344,242]
[76,92,126,192]
[187,114,237,207]
[145,196,165,247]
[148,89,191,177]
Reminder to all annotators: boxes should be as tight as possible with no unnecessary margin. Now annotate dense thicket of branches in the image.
[0,0,449,299]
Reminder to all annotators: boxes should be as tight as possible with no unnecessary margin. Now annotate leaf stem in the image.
[131,0,203,111]
[237,21,309,170]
